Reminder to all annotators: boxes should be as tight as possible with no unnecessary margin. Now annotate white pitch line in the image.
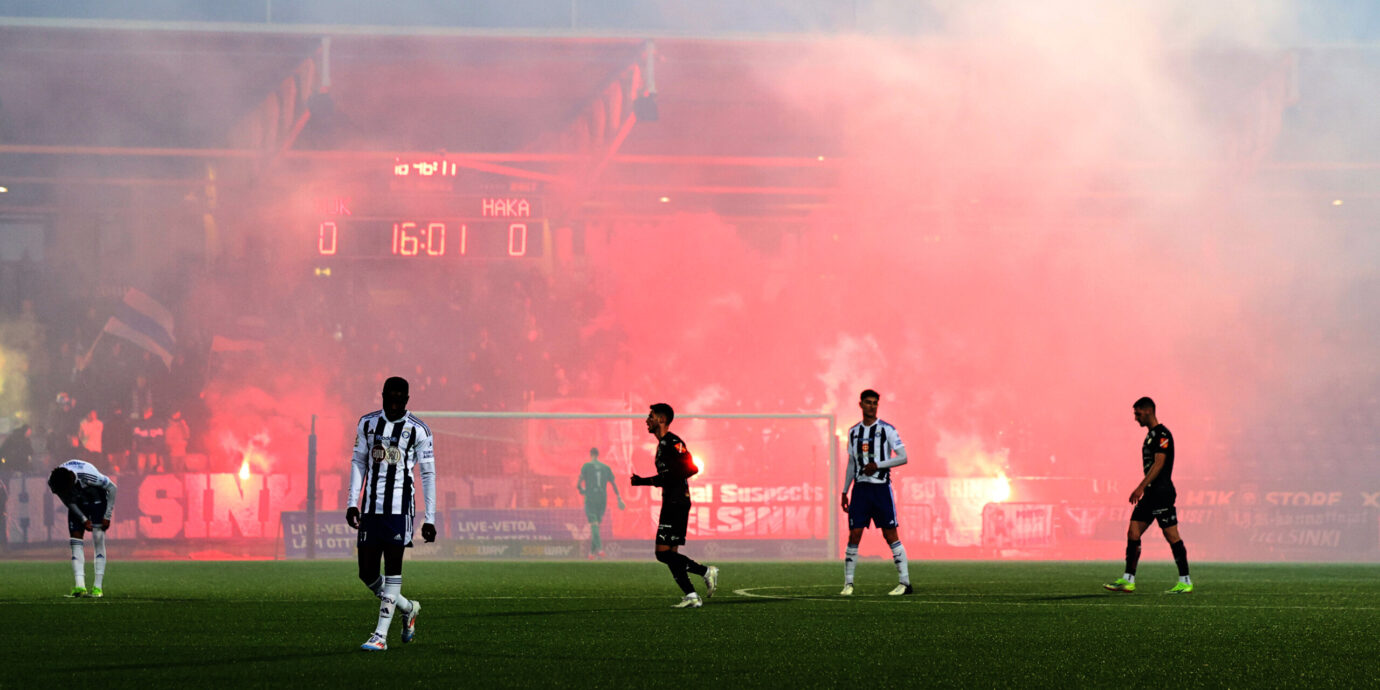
[731,585,1380,611]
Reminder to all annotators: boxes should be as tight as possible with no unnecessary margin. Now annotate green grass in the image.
[2,560,1378,687]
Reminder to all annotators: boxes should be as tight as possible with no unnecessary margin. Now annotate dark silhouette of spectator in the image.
[0,425,33,474]
[102,407,131,474]
[131,407,166,473]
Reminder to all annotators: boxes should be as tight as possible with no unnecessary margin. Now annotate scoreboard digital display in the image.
[312,188,546,260]
[316,219,543,258]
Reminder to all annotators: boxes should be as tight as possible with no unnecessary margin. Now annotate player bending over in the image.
[1105,397,1193,594]
[840,389,912,596]
[347,376,438,651]
[47,459,117,598]
[631,403,718,608]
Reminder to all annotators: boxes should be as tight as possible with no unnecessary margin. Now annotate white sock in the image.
[889,540,910,586]
[1180,575,1192,585]
[844,544,858,584]
[374,590,397,637]
[70,539,86,589]
[385,575,413,615]
[1123,573,1136,583]
[92,529,107,589]
[684,591,700,600]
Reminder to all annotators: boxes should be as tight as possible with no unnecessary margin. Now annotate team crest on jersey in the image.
[371,446,404,464]
[675,442,686,453]
[862,442,871,454]
[1159,437,1170,448]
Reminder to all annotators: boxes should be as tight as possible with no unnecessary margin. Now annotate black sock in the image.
[1169,540,1189,576]
[656,551,696,595]
[679,553,708,577]
[1125,539,1142,575]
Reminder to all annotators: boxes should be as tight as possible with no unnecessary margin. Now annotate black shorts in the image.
[357,513,414,549]
[1130,490,1178,528]
[67,500,107,533]
[656,501,690,546]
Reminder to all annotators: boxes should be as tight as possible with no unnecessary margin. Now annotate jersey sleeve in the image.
[416,424,436,525]
[348,417,370,510]
[101,477,117,520]
[842,428,857,494]
[876,425,909,469]
[1155,429,1172,455]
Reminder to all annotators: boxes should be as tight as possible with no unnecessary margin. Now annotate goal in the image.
[413,408,839,559]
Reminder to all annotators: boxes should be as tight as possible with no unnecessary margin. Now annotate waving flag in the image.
[101,288,175,367]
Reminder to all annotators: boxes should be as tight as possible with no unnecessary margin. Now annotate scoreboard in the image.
[309,158,548,261]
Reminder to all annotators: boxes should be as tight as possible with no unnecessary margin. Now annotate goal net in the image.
[415,405,839,560]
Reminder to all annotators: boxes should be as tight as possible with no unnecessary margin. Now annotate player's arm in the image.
[346,420,369,528]
[99,477,117,528]
[1130,453,1167,504]
[418,430,437,542]
[607,471,623,501]
[576,469,586,495]
[841,440,857,510]
[874,427,908,469]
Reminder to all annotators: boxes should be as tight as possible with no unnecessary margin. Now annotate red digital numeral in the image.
[508,223,527,257]
[318,221,338,255]
[393,222,420,256]
[457,224,468,256]
[426,223,446,256]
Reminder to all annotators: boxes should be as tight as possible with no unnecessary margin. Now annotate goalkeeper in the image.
[577,447,624,558]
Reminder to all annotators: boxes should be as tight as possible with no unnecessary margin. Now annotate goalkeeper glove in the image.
[421,523,436,542]
[346,506,360,529]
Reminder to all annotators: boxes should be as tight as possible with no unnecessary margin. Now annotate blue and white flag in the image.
[102,288,175,367]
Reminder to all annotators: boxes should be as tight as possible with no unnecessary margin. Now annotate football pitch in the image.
[2,560,1377,687]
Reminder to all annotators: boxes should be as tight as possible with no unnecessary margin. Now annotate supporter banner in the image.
[640,482,830,541]
[982,503,1055,549]
[1,472,343,545]
[448,509,586,541]
[280,511,354,559]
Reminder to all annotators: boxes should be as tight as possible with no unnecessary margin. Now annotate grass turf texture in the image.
[2,561,1377,687]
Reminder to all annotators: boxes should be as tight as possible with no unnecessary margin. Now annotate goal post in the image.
[413,409,840,559]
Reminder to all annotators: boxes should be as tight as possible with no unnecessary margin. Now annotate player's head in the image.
[859,389,880,421]
[381,376,410,421]
[48,466,76,496]
[589,447,599,459]
[1133,396,1156,427]
[647,403,674,434]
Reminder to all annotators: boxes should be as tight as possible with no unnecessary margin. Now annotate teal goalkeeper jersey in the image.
[580,460,615,506]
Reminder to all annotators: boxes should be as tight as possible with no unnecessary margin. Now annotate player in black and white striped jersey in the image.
[47,459,117,598]
[839,389,912,596]
[347,376,437,652]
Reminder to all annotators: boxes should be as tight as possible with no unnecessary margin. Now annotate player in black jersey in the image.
[1105,397,1193,594]
[630,403,719,608]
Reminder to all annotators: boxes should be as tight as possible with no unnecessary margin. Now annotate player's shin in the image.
[1124,539,1142,578]
[844,544,858,584]
[92,529,107,589]
[69,538,86,589]
[656,550,695,595]
[889,540,910,585]
[384,575,413,614]
[1170,540,1190,581]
